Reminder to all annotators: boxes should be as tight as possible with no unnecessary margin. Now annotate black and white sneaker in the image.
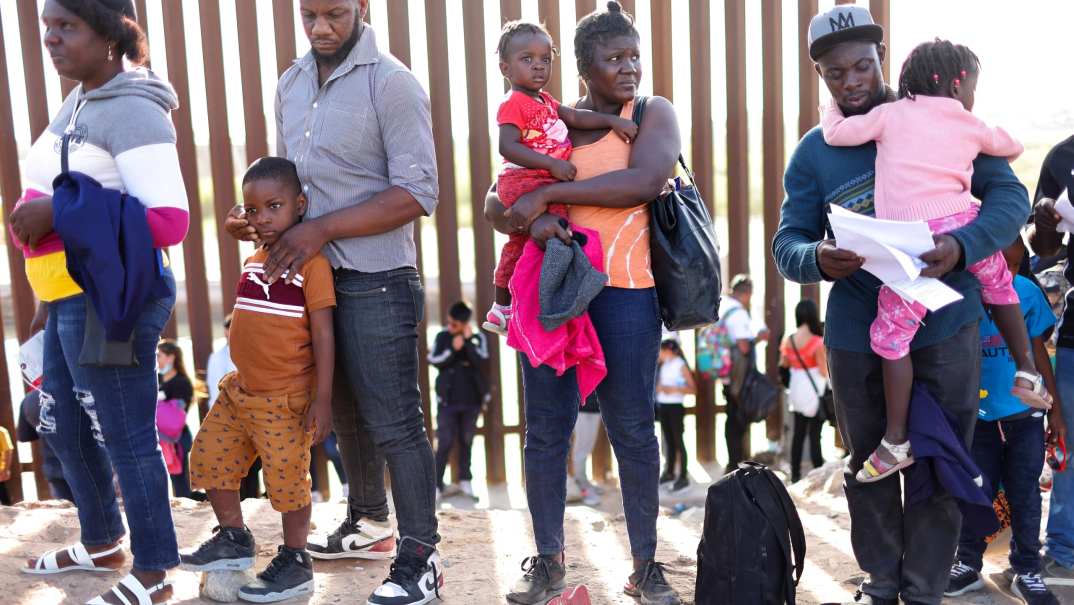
[237,546,314,603]
[366,537,443,605]
[944,561,984,596]
[179,525,256,572]
[506,555,567,604]
[308,516,396,560]
[1012,572,1060,604]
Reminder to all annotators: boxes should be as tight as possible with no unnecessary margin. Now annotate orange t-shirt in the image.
[229,249,336,395]
[780,334,824,370]
[567,99,654,289]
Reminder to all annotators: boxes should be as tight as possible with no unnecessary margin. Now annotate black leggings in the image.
[657,403,688,478]
[791,412,825,482]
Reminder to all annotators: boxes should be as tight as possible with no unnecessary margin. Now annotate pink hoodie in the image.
[821,95,1023,222]
[507,225,607,400]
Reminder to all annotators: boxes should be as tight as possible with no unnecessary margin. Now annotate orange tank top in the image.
[567,99,654,289]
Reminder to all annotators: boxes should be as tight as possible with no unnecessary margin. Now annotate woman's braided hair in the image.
[496,21,554,61]
[897,38,980,101]
[574,1,638,78]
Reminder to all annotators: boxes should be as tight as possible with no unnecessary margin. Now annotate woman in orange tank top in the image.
[486,3,686,603]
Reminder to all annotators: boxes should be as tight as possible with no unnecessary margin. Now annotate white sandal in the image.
[1011,370,1053,410]
[86,573,173,605]
[22,542,123,575]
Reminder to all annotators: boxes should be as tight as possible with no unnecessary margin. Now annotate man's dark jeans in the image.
[958,414,1046,574]
[828,323,980,605]
[520,287,662,560]
[435,407,481,488]
[332,267,439,546]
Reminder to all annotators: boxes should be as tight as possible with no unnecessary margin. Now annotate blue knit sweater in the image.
[772,126,1030,354]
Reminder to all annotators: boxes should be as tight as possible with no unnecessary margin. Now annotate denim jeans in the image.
[958,414,1046,574]
[828,323,980,605]
[1046,346,1074,567]
[435,407,480,489]
[521,287,662,560]
[38,271,179,571]
[332,267,438,545]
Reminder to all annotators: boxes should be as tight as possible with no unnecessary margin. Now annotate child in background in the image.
[428,301,489,500]
[483,20,638,336]
[180,158,336,603]
[657,340,696,493]
[821,39,1049,483]
[946,237,1065,604]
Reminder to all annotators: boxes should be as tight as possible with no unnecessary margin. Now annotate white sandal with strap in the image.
[86,573,173,605]
[1011,370,1053,410]
[22,542,123,575]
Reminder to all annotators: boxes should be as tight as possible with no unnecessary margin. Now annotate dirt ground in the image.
[2,467,1073,604]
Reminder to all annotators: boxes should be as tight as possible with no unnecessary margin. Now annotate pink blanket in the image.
[506,226,607,400]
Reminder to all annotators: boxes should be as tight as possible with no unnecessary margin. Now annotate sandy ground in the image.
[3,466,1073,604]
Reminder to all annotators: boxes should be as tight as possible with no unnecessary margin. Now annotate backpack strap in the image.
[760,467,806,598]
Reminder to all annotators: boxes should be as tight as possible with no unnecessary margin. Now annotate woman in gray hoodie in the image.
[11,2,188,603]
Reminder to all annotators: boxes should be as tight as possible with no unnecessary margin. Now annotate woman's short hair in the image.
[574,1,638,78]
[56,0,148,65]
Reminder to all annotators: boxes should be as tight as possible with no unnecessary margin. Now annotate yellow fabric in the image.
[25,252,82,302]
[0,427,12,474]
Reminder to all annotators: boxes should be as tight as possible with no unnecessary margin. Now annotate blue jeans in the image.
[1046,346,1074,567]
[521,287,662,559]
[38,272,179,571]
[332,267,438,545]
[957,414,1046,573]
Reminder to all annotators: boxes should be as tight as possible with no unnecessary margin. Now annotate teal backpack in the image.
[696,307,744,380]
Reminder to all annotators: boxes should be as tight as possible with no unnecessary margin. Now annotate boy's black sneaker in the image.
[944,561,984,596]
[670,476,690,494]
[1012,573,1060,605]
[237,545,314,603]
[179,525,256,572]
[366,537,443,605]
[659,471,675,484]
[624,561,682,605]
[506,555,567,604]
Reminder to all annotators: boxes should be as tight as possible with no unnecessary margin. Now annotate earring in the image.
[107,46,114,61]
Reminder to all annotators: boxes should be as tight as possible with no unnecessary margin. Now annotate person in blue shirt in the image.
[946,238,1065,603]
[773,6,1030,604]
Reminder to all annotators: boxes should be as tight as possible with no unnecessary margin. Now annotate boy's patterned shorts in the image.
[190,372,313,512]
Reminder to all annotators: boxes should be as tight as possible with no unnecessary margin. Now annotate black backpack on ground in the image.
[696,462,806,605]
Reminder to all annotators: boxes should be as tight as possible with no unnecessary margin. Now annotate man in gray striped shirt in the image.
[226,2,441,603]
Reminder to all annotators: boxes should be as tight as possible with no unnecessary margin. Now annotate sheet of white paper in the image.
[887,277,964,312]
[828,210,927,283]
[19,330,43,388]
[1055,190,1074,233]
[828,205,937,258]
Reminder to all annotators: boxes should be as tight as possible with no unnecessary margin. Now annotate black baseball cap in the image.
[807,5,884,61]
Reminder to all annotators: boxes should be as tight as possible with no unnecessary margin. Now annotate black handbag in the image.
[631,97,723,331]
[788,337,834,424]
[57,129,138,368]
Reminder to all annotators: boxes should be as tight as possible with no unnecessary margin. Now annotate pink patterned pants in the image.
[870,206,1019,360]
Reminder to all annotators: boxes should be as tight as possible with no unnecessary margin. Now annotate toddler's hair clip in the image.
[954,79,961,87]
[959,69,967,78]
[931,73,940,84]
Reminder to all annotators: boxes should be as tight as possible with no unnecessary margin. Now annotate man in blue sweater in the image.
[773,6,1030,604]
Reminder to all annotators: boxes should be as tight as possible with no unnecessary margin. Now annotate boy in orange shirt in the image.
[180,157,335,603]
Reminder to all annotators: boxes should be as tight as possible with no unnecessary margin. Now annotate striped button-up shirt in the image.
[275,25,438,272]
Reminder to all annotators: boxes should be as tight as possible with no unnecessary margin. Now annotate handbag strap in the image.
[788,336,821,397]
[630,96,697,190]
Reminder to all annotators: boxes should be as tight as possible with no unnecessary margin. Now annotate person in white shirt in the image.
[657,339,697,493]
[722,275,757,471]
[205,314,237,408]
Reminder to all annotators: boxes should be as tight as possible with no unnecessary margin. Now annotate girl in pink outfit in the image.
[821,39,1049,483]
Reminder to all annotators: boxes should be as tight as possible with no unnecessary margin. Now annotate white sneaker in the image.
[565,478,583,503]
[308,517,397,560]
[367,538,443,605]
[459,480,476,500]
[311,491,325,504]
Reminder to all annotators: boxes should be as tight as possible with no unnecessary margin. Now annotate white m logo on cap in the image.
[829,13,855,31]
